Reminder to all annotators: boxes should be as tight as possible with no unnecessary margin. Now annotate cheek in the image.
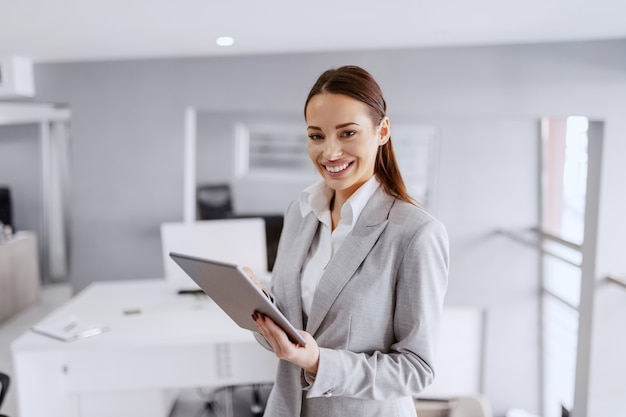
[355,140,379,165]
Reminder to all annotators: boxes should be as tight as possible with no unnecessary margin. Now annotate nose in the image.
[322,137,342,160]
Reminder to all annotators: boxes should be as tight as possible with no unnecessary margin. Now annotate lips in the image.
[323,161,352,174]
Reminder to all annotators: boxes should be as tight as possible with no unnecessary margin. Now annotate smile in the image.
[323,162,352,173]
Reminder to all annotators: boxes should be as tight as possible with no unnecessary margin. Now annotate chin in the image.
[325,178,355,191]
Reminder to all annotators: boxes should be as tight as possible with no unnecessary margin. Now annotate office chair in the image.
[0,372,9,417]
[197,184,233,220]
[198,383,272,417]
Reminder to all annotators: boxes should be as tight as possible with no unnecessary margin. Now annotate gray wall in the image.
[10,38,624,416]
[195,111,315,215]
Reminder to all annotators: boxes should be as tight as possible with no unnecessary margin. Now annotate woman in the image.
[252,65,449,417]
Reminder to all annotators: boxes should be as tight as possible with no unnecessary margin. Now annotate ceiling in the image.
[1,0,625,63]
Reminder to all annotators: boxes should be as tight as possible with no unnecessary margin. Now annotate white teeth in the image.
[325,163,350,173]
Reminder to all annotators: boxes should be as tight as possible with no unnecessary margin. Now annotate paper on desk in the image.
[31,316,109,342]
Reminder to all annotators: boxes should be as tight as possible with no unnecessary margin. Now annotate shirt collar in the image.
[300,176,381,227]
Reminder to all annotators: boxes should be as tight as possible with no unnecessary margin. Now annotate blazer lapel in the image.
[305,188,395,336]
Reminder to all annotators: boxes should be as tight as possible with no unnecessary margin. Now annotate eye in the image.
[308,133,324,141]
[340,130,357,138]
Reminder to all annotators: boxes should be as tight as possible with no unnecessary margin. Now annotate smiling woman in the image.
[251,65,449,417]
[305,93,389,212]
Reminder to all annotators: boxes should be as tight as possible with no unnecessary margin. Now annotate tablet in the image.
[169,252,306,346]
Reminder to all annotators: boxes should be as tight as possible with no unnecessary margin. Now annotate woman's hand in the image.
[242,266,273,300]
[253,312,320,375]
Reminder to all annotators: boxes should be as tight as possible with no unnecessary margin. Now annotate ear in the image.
[378,117,391,146]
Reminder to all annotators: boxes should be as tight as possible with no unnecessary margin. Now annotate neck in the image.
[329,193,345,231]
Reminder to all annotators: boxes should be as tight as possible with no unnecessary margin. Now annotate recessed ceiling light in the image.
[216,36,235,47]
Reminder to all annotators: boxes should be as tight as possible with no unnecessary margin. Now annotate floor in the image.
[0,283,271,417]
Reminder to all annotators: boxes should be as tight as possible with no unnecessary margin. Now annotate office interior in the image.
[1,22,626,417]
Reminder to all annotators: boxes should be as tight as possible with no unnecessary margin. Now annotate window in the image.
[234,122,315,179]
[234,121,439,209]
[540,116,595,417]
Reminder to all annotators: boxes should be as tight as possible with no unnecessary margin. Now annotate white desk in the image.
[11,279,278,417]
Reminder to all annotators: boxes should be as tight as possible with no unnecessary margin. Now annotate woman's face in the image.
[305,93,389,199]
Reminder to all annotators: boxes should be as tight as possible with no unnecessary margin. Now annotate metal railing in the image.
[604,275,626,290]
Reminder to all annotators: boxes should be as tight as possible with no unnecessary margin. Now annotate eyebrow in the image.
[307,122,360,130]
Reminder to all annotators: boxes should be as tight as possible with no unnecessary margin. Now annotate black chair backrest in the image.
[197,184,233,220]
[0,187,12,229]
[0,372,9,411]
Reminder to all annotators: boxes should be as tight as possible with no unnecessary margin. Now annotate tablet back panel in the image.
[169,254,260,332]
[169,252,306,345]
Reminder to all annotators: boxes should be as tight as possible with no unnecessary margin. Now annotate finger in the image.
[258,315,293,353]
[245,267,269,295]
[253,313,271,336]
[254,314,281,346]
[254,314,306,361]
[263,319,302,358]
[242,266,257,281]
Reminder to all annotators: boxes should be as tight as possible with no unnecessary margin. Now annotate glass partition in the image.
[540,117,603,417]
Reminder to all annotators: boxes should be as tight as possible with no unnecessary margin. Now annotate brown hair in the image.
[304,65,415,205]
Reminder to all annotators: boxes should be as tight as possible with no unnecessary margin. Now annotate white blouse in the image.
[298,175,380,318]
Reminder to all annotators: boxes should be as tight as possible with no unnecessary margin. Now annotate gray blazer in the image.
[257,187,449,417]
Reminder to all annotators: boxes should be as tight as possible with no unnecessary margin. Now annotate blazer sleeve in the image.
[305,218,449,400]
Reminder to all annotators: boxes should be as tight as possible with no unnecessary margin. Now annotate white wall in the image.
[588,279,626,416]
[433,116,540,411]
[17,38,626,416]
